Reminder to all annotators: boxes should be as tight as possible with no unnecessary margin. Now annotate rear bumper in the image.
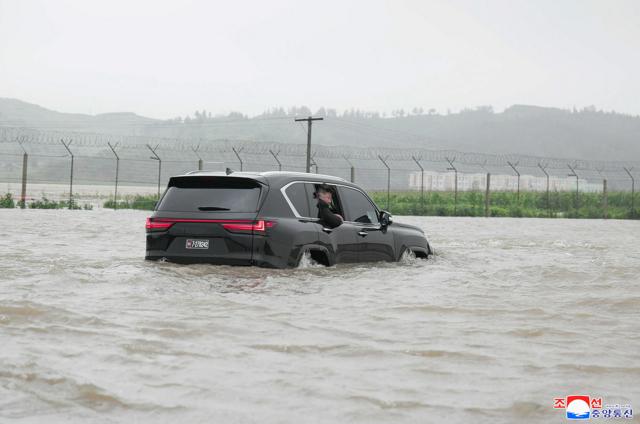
[146,228,256,266]
[145,252,254,266]
[144,249,290,268]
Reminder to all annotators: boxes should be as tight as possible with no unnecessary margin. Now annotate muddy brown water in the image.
[1,210,638,423]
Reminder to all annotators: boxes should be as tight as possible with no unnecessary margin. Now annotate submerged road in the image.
[0,210,638,423]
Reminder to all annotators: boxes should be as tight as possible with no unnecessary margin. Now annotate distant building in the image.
[408,171,601,192]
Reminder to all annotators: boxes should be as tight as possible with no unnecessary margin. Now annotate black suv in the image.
[145,171,432,268]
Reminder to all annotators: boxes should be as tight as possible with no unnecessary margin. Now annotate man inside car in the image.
[316,185,343,228]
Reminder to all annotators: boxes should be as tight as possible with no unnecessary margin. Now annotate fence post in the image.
[485,173,491,217]
[538,163,550,217]
[146,144,162,199]
[107,142,120,210]
[192,145,203,170]
[232,147,244,171]
[343,155,355,183]
[623,167,635,218]
[446,157,458,215]
[567,164,579,210]
[507,161,520,201]
[596,167,607,220]
[378,155,391,211]
[269,149,282,171]
[309,153,319,174]
[60,139,74,209]
[603,178,608,219]
[412,156,425,214]
[21,152,28,208]
[17,138,28,208]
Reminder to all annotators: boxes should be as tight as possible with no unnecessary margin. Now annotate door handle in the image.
[322,227,333,233]
[357,231,368,237]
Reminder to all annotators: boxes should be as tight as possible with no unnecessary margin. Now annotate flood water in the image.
[1,209,638,423]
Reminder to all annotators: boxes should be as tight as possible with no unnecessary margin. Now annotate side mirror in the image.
[379,210,393,227]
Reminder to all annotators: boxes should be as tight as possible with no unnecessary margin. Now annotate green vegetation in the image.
[6,190,635,219]
[99,191,638,220]
[103,195,157,210]
[29,197,67,209]
[0,193,15,208]
[29,198,92,210]
[370,191,638,219]
[0,193,93,210]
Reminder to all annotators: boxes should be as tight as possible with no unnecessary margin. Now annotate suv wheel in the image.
[297,248,330,268]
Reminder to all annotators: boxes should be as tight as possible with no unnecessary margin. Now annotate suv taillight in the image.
[222,220,276,233]
[145,218,275,233]
[146,217,173,231]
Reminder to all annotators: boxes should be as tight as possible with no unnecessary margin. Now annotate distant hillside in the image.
[0,98,157,133]
[1,98,639,161]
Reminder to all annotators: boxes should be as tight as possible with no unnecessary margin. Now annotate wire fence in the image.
[0,126,638,217]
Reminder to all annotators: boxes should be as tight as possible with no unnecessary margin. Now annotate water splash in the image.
[296,250,324,269]
[399,248,418,264]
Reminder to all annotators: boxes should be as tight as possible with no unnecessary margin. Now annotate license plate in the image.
[185,239,209,249]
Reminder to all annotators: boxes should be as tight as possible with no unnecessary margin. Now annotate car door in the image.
[304,183,359,263]
[278,181,321,262]
[338,186,395,262]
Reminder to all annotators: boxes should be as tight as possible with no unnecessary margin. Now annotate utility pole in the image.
[107,142,120,210]
[295,116,323,173]
[60,139,74,209]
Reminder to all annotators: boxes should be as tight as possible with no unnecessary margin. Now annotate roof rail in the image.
[260,170,347,181]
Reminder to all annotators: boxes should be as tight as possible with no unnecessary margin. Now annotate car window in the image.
[338,187,379,224]
[310,183,345,217]
[284,182,310,217]
[304,183,319,217]
[157,176,261,212]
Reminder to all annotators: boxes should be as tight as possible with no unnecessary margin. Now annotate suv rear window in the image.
[157,176,262,212]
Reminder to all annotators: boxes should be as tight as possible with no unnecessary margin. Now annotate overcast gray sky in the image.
[1,0,639,118]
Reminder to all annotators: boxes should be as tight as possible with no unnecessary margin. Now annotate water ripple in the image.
[0,210,638,423]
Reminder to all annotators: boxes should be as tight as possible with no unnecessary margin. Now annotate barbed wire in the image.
[0,125,638,176]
